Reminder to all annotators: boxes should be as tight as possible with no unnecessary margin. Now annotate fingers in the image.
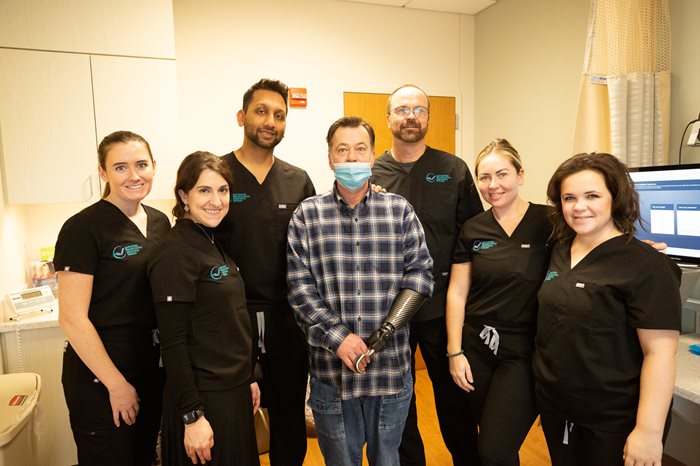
[449,356,475,392]
[353,352,371,373]
[112,407,120,428]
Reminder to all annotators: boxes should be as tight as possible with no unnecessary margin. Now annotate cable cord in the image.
[15,326,25,372]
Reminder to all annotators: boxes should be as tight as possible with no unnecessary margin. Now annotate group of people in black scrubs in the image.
[55,79,681,466]
[56,79,312,466]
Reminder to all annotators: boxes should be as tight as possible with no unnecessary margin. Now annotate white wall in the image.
[670,0,700,165]
[173,0,475,193]
[473,0,590,204]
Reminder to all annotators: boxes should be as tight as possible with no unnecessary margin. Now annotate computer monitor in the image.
[628,163,700,267]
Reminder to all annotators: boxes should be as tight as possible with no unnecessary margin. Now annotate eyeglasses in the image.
[390,106,429,118]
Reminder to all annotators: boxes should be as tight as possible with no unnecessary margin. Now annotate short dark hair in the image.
[325,116,375,150]
[172,151,234,219]
[98,131,153,198]
[386,84,430,114]
[547,152,640,242]
[242,79,288,112]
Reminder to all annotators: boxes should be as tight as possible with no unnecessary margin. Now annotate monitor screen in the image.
[628,163,700,266]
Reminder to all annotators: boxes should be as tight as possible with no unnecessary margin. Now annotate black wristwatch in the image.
[182,409,205,425]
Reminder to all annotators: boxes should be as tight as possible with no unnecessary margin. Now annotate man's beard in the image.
[245,126,284,149]
[392,121,427,143]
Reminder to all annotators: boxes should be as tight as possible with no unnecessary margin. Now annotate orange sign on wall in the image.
[289,87,307,108]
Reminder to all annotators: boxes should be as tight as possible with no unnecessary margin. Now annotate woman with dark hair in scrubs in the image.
[446,138,549,465]
[149,151,259,466]
[55,131,169,465]
[534,152,681,466]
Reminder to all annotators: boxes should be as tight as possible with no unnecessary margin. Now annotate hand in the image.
[623,426,663,466]
[336,333,369,373]
[371,183,387,194]
[641,239,667,253]
[448,354,475,392]
[107,378,140,427]
[250,382,261,415]
[184,416,214,464]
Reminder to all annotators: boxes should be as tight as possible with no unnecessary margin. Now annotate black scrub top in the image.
[452,203,551,329]
[217,153,315,314]
[533,235,682,432]
[372,146,483,322]
[149,219,252,395]
[54,200,170,372]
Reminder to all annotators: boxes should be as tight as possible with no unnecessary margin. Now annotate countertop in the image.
[675,333,700,404]
[0,308,59,333]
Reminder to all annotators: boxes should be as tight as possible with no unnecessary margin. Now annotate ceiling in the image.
[334,0,499,15]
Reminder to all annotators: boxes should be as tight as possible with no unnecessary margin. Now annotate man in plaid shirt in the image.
[287,116,433,466]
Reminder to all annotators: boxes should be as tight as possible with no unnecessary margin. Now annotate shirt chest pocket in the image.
[566,282,626,330]
[274,202,299,231]
[515,243,548,281]
[418,184,456,228]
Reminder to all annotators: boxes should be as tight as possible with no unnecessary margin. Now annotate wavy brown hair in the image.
[172,152,234,219]
[546,152,640,242]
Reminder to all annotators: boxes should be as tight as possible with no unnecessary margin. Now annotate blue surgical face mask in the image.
[334,162,372,191]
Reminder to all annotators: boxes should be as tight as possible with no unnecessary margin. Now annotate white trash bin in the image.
[0,373,41,466]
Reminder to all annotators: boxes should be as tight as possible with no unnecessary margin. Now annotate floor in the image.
[259,369,689,465]
[259,368,551,466]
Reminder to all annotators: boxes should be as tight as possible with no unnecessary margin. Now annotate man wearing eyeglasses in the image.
[372,84,484,466]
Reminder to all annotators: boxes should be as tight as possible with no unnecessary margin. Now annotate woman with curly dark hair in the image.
[533,152,681,466]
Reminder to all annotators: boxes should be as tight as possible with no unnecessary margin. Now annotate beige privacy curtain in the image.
[573,0,671,166]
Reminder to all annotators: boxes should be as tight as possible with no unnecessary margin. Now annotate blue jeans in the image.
[308,373,412,466]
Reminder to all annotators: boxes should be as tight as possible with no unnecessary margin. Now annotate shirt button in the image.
[356,241,360,246]
[356,265,360,271]
[354,217,358,222]
[357,290,361,295]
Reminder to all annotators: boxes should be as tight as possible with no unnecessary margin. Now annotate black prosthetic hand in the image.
[353,289,427,372]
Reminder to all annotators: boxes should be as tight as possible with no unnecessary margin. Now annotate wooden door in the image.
[343,92,456,157]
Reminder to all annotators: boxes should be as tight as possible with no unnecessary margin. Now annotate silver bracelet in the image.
[445,350,464,358]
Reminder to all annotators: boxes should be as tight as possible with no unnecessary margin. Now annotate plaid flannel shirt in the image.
[287,186,433,399]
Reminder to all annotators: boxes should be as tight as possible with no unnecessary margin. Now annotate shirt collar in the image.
[332,182,372,209]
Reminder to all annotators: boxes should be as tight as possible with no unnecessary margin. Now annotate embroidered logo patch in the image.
[425,173,452,183]
[112,244,143,260]
[232,193,250,203]
[209,264,230,280]
[544,271,559,281]
[472,240,497,252]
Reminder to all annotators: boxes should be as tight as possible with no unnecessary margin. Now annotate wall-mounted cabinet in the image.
[91,56,179,200]
[0,49,179,204]
[0,0,175,58]
[0,49,99,204]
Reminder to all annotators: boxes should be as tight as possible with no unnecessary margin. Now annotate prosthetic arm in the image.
[353,289,428,373]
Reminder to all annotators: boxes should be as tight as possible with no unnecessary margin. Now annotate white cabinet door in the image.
[90,56,180,200]
[0,0,175,58]
[0,49,100,204]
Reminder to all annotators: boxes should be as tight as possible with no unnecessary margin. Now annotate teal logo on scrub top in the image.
[425,173,452,183]
[112,244,143,260]
[472,240,497,252]
[210,264,230,280]
[544,271,559,281]
[232,193,250,203]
